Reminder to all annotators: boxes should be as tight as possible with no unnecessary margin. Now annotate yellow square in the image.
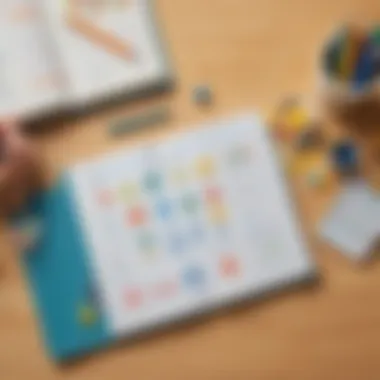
[209,203,228,224]
[119,183,139,203]
[195,156,215,179]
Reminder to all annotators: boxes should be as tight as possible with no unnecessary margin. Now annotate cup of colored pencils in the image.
[319,24,380,107]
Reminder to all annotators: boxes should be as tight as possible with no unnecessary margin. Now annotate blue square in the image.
[156,198,172,220]
[182,266,206,289]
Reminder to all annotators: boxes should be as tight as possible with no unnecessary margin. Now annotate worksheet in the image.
[71,115,315,335]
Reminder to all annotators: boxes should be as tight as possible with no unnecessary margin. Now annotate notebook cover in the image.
[19,176,111,361]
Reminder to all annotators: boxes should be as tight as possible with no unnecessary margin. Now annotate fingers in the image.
[0,117,20,162]
[0,118,40,216]
[0,117,18,135]
[0,120,11,185]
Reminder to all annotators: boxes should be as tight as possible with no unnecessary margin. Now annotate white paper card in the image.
[319,181,380,261]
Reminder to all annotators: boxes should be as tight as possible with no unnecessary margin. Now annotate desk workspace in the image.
[2,0,380,379]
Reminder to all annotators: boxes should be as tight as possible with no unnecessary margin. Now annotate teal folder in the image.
[18,176,111,361]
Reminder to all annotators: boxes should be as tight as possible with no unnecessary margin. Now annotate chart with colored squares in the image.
[71,115,315,335]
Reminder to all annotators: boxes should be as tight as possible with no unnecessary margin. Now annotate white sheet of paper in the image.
[319,181,380,261]
[70,114,314,336]
[0,0,170,118]
[42,0,169,104]
[0,0,66,116]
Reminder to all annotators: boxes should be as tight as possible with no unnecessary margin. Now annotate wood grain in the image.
[2,0,380,379]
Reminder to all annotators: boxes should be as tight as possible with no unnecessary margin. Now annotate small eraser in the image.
[192,85,213,106]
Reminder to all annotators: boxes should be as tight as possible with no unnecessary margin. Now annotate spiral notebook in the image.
[0,0,172,119]
[21,114,316,361]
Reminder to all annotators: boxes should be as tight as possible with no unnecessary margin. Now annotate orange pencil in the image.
[65,10,134,61]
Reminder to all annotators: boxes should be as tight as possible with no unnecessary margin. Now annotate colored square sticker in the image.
[195,156,216,179]
[125,288,144,309]
[127,206,147,227]
[155,198,173,221]
[208,203,228,224]
[205,186,222,203]
[97,189,113,206]
[182,193,199,214]
[182,266,206,289]
[119,183,139,203]
[219,256,241,278]
[144,171,162,192]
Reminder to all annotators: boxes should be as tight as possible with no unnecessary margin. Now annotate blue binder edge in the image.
[16,175,112,362]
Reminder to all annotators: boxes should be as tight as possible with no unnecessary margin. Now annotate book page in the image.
[70,115,314,336]
[0,0,67,117]
[42,0,169,104]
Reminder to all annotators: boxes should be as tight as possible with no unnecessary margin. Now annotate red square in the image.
[205,187,222,203]
[97,190,113,206]
[220,256,241,278]
[125,288,144,309]
[127,206,147,227]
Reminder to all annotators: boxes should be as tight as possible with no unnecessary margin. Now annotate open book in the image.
[0,0,172,120]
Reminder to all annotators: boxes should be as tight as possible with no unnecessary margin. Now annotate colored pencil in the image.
[339,26,365,80]
[353,38,375,90]
[65,10,134,61]
[370,25,380,75]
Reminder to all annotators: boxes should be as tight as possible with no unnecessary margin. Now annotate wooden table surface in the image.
[2,1,380,379]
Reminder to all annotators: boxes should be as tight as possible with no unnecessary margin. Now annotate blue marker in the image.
[323,26,347,79]
[369,25,380,76]
[323,40,341,79]
[353,40,375,91]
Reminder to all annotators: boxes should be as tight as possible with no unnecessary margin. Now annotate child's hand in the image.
[0,120,43,216]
